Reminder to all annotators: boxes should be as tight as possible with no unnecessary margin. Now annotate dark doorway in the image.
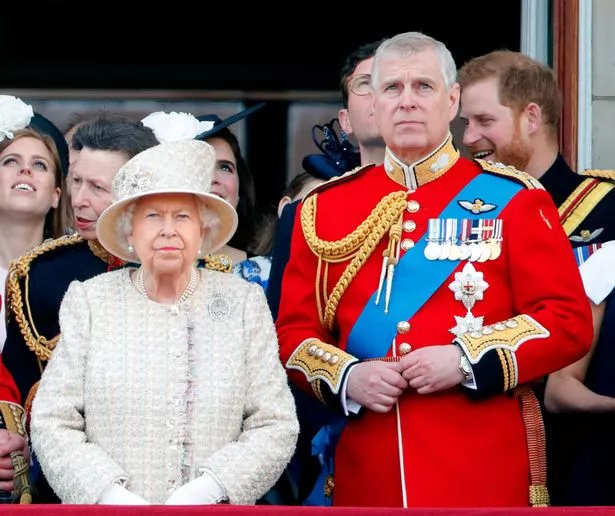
[2,1,522,222]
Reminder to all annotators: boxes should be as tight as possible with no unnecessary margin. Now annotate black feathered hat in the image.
[302,118,360,180]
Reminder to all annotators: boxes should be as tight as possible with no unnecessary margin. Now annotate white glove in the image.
[165,471,227,505]
[98,483,150,505]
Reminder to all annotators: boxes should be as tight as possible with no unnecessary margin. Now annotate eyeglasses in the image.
[348,74,372,96]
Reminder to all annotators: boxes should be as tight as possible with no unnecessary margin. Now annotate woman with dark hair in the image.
[0,96,68,352]
[200,123,259,257]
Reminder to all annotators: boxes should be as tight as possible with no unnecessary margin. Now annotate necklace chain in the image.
[134,267,199,306]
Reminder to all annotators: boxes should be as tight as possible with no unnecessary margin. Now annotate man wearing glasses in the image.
[337,39,386,167]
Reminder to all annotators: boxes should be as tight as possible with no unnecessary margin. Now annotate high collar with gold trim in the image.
[383,134,460,189]
[88,239,125,267]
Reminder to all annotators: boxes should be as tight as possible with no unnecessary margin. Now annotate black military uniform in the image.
[540,153,615,247]
[539,154,615,505]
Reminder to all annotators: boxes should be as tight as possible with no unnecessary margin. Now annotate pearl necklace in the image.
[134,267,199,314]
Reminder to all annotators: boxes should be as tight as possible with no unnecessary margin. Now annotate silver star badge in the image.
[449,312,484,337]
[448,262,489,311]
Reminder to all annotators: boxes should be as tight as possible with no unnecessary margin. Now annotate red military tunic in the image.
[276,136,592,507]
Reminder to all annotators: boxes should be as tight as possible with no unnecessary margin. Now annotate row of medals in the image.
[424,238,502,262]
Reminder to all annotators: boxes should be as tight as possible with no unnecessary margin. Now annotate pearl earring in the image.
[127,243,134,253]
[197,248,202,257]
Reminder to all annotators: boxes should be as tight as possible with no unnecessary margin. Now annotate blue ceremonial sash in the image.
[303,172,523,506]
[347,173,523,358]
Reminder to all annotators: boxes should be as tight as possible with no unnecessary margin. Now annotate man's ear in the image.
[338,108,353,136]
[524,102,542,134]
[448,83,461,122]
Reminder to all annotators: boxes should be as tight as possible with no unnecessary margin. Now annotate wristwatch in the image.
[458,348,474,382]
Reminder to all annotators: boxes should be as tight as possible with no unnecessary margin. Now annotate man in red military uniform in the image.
[276,31,593,508]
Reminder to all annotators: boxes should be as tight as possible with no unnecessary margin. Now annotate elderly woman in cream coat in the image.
[30,139,299,505]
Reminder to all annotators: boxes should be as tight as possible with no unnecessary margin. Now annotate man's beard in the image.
[495,119,532,172]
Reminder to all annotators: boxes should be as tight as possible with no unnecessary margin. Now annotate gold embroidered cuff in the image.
[0,401,27,437]
[286,339,358,395]
[454,314,550,363]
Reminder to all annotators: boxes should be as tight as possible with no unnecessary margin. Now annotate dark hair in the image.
[284,171,320,201]
[205,126,258,254]
[72,112,159,159]
[339,39,386,108]
[251,171,323,257]
[0,128,66,239]
[61,112,91,137]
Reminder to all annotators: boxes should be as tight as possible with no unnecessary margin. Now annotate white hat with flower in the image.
[141,111,214,143]
[96,139,238,263]
[141,103,265,143]
[0,95,34,142]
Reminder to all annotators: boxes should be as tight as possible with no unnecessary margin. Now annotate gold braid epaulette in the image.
[6,234,83,362]
[301,190,408,330]
[580,169,615,181]
[476,159,544,190]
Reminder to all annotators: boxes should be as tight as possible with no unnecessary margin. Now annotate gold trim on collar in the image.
[383,134,459,189]
[88,240,124,266]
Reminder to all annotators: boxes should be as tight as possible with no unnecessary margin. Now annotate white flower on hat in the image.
[141,111,214,143]
[118,166,153,197]
[0,95,34,142]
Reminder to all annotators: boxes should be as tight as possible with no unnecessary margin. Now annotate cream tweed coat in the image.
[31,268,299,504]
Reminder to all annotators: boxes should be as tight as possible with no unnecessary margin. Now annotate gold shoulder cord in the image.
[202,255,233,273]
[6,234,83,362]
[301,190,407,330]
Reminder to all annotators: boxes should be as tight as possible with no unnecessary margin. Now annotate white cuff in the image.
[340,364,362,415]
[98,483,149,505]
[461,369,477,390]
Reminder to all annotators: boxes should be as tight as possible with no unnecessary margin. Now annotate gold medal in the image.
[448,243,462,260]
[489,240,502,260]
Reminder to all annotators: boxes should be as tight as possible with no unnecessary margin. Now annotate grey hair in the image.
[371,32,457,90]
[116,195,221,257]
